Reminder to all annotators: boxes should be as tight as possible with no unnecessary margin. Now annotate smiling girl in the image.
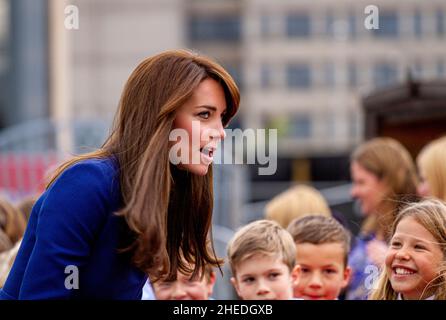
[370,199,446,300]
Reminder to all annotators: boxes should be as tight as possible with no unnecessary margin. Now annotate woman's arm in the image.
[10,161,113,299]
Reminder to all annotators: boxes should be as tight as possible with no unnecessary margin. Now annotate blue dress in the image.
[0,158,148,299]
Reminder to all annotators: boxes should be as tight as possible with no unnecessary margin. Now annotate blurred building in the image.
[1,0,446,195]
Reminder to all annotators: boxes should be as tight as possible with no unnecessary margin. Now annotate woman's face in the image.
[350,161,388,216]
[171,78,227,176]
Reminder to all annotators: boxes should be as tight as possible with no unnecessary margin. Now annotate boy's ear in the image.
[291,265,301,286]
[342,266,352,289]
[230,277,241,297]
[207,272,216,297]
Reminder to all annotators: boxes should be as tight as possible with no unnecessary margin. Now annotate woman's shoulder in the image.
[53,157,119,188]
[46,156,122,209]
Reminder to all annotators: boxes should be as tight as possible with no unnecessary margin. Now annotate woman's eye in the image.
[300,268,310,273]
[198,111,210,119]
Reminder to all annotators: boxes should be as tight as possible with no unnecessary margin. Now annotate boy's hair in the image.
[287,216,351,267]
[370,199,446,300]
[227,220,296,276]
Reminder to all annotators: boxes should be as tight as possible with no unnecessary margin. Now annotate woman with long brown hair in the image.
[0,49,240,299]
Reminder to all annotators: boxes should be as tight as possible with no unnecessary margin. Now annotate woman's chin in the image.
[177,163,209,176]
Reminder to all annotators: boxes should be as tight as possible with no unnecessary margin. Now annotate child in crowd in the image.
[0,197,26,245]
[150,264,216,300]
[264,185,331,228]
[287,216,351,300]
[370,199,446,300]
[227,219,297,300]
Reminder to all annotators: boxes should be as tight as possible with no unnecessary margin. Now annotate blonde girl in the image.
[370,199,446,300]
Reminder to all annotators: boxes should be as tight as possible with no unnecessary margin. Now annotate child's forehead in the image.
[295,242,346,259]
[236,252,289,270]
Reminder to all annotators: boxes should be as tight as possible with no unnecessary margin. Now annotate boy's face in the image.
[153,270,216,300]
[231,254,296,300]
[293,242,351,300]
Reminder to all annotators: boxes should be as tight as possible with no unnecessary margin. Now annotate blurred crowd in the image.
[1,135,446,300]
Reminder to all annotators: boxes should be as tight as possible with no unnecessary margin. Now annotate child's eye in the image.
[391,241,401,248]
[242,277,255,284]
[158,282,173,288]
[300,267,310,273]
[198,111,210,119]
[268,272,280,279]
[323,269,337,275]
[414,244,426,250]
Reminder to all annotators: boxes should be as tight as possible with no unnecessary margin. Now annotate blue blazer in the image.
[0,158,147,299]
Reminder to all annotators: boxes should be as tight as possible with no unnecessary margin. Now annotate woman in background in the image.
[346,137,418,300]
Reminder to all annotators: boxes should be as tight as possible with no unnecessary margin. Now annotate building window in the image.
[373,11,399,38]
[325,10,335,38]
[323,62,335,89]
[224,63,243,90]
[348,13,357,40]
[260,64,271,89]
[436,60,445,78]
[437,10,445,37]
[411,61,423,80]
[290,115,311,138]
[188,15,241,42]
[414,9,422,38]
[348,62,357,88]
[287,64,311,89]
[373,63,398,88]
[260,14,270,38]
[286,13,311,38]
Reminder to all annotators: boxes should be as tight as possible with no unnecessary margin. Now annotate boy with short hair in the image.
[227,219,297,300]
[151,264,216,300]
[287,215,351,300]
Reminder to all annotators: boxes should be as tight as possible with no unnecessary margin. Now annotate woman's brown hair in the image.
[351,137,419,240]
[46,49,240,280]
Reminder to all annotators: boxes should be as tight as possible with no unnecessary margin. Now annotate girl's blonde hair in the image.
[351,137,419,240]
[369,199,446,300]
[417,136,446,201]
[264,185,331,228]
